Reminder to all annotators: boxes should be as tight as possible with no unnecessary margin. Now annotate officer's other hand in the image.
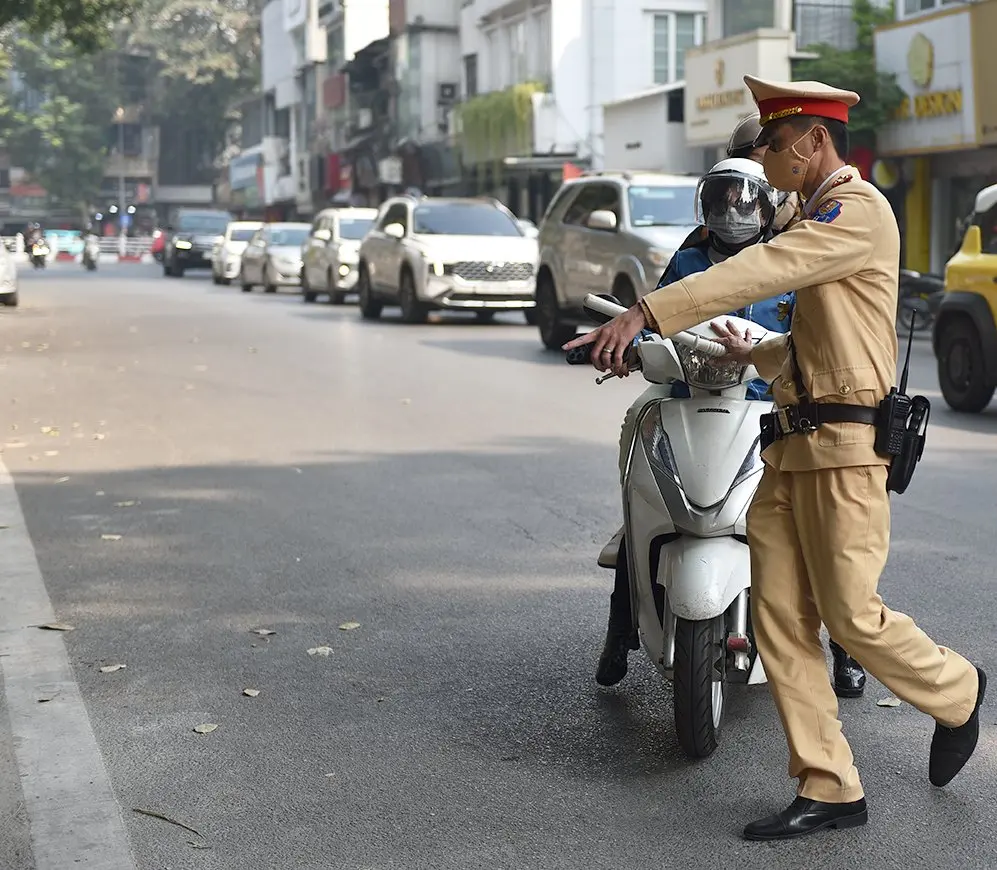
[562,304,649,377]
[710,320,753,364]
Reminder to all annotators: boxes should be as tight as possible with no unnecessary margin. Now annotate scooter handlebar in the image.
[580,294,728,358]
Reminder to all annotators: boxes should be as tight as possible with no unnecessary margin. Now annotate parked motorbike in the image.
[30,240,49,270]
[898,269,943,333]
[567,293,776,758]
[82,237,100,271]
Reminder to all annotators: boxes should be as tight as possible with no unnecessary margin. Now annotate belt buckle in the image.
[796,402,817,433]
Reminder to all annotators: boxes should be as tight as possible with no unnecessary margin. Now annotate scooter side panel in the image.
[659,536,751,622]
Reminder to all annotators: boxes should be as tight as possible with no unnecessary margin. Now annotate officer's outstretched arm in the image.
[640,189,881,338]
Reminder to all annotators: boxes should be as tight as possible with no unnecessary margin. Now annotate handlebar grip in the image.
[565,344,593,365]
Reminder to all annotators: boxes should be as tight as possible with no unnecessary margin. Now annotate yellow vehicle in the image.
[933,182,997,413]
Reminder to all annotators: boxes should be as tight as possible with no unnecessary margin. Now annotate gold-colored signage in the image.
[696,89,746,111]
[894,31,962,122]
[895,90,963,120]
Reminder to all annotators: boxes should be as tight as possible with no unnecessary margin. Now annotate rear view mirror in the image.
[587,210,618,232]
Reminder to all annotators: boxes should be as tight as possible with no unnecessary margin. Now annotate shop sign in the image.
[873,9,977,155]
[684,31,793,148]
[970,0,997,146]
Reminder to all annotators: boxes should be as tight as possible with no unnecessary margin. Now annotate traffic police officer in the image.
[565,76,986,841]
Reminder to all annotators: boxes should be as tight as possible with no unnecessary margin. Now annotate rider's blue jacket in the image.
[656,241,795,401]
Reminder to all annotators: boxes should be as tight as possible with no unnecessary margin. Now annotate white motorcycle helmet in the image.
[695,157,779,255]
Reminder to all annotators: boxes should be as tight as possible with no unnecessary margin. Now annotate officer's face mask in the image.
[763,127,817,193]
[707,206,763,247]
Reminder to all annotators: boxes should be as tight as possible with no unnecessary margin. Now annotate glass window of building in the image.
[722,0,775,37]
[653,12,704,84]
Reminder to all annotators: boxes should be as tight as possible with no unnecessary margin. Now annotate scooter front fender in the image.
[660,536,750,622]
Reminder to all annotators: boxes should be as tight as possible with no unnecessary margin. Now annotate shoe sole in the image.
[834,686,865,699]
[743,809,868,841]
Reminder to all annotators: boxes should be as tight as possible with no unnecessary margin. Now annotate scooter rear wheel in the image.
[673,615,726,758]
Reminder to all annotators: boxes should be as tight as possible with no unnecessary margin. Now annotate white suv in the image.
[356,195,539,323]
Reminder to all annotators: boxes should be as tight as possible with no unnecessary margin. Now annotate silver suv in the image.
[534,171,700,349]
[356,195,539,324]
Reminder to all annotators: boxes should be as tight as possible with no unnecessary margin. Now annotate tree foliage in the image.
[0,0,134,52]
[0,31,118,215]
[793,0,905,150]
[123,0,261,180]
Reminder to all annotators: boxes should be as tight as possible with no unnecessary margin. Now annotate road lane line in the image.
[0,458,137,869]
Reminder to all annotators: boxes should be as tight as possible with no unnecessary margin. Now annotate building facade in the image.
[874,0,997,272]
[458,0,707,221]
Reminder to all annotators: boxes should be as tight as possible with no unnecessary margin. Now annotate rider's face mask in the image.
[707,207,762,246]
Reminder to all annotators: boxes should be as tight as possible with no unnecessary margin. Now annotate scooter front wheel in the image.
[673,615,726,758]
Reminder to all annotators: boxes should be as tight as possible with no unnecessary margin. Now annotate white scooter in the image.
[570,293,777,758]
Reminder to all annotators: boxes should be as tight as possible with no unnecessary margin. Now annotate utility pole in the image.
[117,106,127,259]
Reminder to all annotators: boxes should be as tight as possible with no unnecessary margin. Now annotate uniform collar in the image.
[802,165,856,218]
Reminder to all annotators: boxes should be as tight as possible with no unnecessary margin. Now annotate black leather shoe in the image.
[929,666,987,787]
[595,628,638,687]
[829,638,866,699]
[743,796,868,841]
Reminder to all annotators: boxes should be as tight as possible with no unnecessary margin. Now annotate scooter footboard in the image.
[660,536,750,622]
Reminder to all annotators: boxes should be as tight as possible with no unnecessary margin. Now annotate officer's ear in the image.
[810,124,830,152]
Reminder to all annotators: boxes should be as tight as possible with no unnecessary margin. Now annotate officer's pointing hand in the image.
[562,305,649,377]
[710,320,754,364]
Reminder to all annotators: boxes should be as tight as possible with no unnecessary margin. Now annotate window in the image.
[722,0,775,37]
[412,202,522,236]
[338,217,374,240]
[380,203,409,232]
[562,183,621,226]
[464,54,478,98]
[653,12,705,85]
[978,203,997,255]
[510,18,527,84]
[627,186,698,227]
[230,227,257,242]
[269,226,310,246]
[326,23,345,70]
[531,5,551,83]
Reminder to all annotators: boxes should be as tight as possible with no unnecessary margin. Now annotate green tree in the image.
[0,0,135,52]
[792,0,905,150]
[124,0,261,182]
[0,31,118,217]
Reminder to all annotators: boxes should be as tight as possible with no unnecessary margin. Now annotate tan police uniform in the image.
[638,76,980,804]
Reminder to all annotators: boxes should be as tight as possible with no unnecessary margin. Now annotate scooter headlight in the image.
[639,409,679,488]
[674,343,745,390]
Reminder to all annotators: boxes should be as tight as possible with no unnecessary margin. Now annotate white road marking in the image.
[0,458,136,868]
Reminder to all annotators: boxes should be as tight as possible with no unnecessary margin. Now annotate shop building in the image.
[874,0,997,273]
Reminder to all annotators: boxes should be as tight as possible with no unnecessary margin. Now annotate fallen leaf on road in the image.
[249,346,257,353]
[877,696,902,708]
[400,398,412,405]
[37,622,74,631]
[72,422,81,429]
[324,772,335,777]
[338,622,361,631]
[93,433,106,440]
[0,524,8,530]
[188,841,211,850]
[291,467,303,474]
[40,425,56,434]
[192,723,218,734]
[95,490,105,496]
[307,646,333,657]
[56,476,70,483]
[242,688,260,697]
[44,450,58,457]
[100,534,122,541]
[114,500,138,507]
[4,441,26,449]
[20,342,29,348]
[132,808,204,841]
[250,628,276,636]
[36,344,49,352]
[99,664,126,673]
[194,365,207,372]
[27,455,38,461]
[37,694,58,703]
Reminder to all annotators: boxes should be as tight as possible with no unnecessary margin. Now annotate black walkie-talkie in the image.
[879,306,931,493]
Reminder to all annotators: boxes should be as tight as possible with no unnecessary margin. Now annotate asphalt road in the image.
[1,263,996,870]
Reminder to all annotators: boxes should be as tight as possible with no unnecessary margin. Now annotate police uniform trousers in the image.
[747,462,980,803]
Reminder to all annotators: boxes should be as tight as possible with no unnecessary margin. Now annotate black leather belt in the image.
[763,400,878,439]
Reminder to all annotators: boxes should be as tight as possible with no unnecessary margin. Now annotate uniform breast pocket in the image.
[809,365,880,447]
